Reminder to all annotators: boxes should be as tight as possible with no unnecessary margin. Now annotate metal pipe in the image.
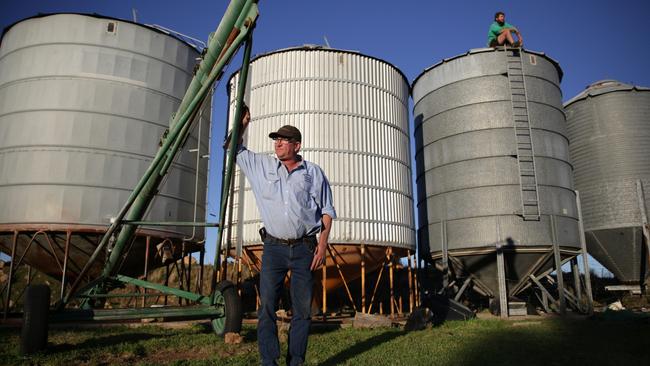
[211,30,254,304]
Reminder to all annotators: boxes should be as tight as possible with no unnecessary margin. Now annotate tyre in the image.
[211,280,243,336]
[20,285,51,355]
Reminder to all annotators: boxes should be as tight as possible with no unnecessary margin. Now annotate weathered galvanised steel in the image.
[29,0,261,324]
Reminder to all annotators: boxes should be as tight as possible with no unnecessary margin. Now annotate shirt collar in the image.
[276,155,305,173]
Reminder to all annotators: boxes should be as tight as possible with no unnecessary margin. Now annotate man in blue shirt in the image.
[234,107,336,366]
[487,11,523,48]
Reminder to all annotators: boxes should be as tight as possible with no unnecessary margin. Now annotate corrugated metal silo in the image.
[0,14,209,281]
[412,48,581,303]
[565,80,650,285]
[225,46,415,313]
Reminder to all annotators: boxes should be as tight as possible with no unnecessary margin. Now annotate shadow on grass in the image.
[447,318,650,366]
[48,332,164,353]
[319,330,404,366]
[310,323,343,336]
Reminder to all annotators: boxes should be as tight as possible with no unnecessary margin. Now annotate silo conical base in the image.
[432,246,580,299]
[428,244,592,316]
[586,227,649,285]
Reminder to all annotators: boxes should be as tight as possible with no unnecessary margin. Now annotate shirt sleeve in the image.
[312,165,337,219]
[235,145,272,184]
[489,23,501,37]
[235,145,256,180]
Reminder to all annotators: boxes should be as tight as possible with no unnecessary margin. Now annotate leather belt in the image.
[266,233,316,245]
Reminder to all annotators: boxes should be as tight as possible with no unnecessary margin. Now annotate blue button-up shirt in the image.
[236,146,337,239]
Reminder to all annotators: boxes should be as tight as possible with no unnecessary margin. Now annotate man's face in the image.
[496,14,505,24]
[273,137,301,161]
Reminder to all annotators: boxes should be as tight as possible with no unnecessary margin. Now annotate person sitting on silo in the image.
[487,11,523,48]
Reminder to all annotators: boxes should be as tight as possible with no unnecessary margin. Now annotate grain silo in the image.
[0,14,210,295]
[565,80,650,286]
[413,48,590,314]
[224,46,416,315]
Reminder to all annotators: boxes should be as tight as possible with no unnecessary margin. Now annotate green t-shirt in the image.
[487,21,515,46]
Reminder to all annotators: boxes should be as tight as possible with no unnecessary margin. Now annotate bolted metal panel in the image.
[412,48,579,294]
[0,14,209,239]
[226,46,414,250]
[565,80,650,283]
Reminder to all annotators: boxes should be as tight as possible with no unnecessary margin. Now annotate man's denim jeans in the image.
[258,238,314,366]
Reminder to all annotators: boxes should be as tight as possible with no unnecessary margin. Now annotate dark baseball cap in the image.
[268,125,302,142]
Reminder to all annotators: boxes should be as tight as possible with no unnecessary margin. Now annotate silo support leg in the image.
[441,221,449,292]
[534,291,551,313]
[142,236,150,307]
[389,247,395,318]
[407,249,413,313]
[529,274,557,309]
[2,231,43,310]
[327,245,357,312]
[322,252,327,318]
[496,243,509,318]
[3,231,19,319]
[636,180,650,290]
[571,258,583,305]
[361,244,366,313]
[560,287,580,310]
[367,253,388,314]
[60,231,72,302]
[550,215,567,315]
[242,248,260,310]
[197,248,205,295]
[44,233,64,273]
[454,277,473,302]
[575,191,594,314]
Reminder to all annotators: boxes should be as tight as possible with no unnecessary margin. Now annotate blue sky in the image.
[2,0,649,273]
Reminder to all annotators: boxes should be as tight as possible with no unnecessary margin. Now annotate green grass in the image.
[1,317,649,365]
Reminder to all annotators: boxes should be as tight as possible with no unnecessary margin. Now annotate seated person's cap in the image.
[268,125,302,142]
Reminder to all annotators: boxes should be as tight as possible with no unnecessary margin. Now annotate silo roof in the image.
[227,44,409,87]
[563,79,650,107]
[1,12,202,52]
[411,47,564,92]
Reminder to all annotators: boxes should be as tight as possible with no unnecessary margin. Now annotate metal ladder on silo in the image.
[506,48,540,221]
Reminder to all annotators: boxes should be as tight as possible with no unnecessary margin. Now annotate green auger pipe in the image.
[161,0,258,174]
[172,0,256,129]
[101,1,259,280]
[62,0,259,305]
